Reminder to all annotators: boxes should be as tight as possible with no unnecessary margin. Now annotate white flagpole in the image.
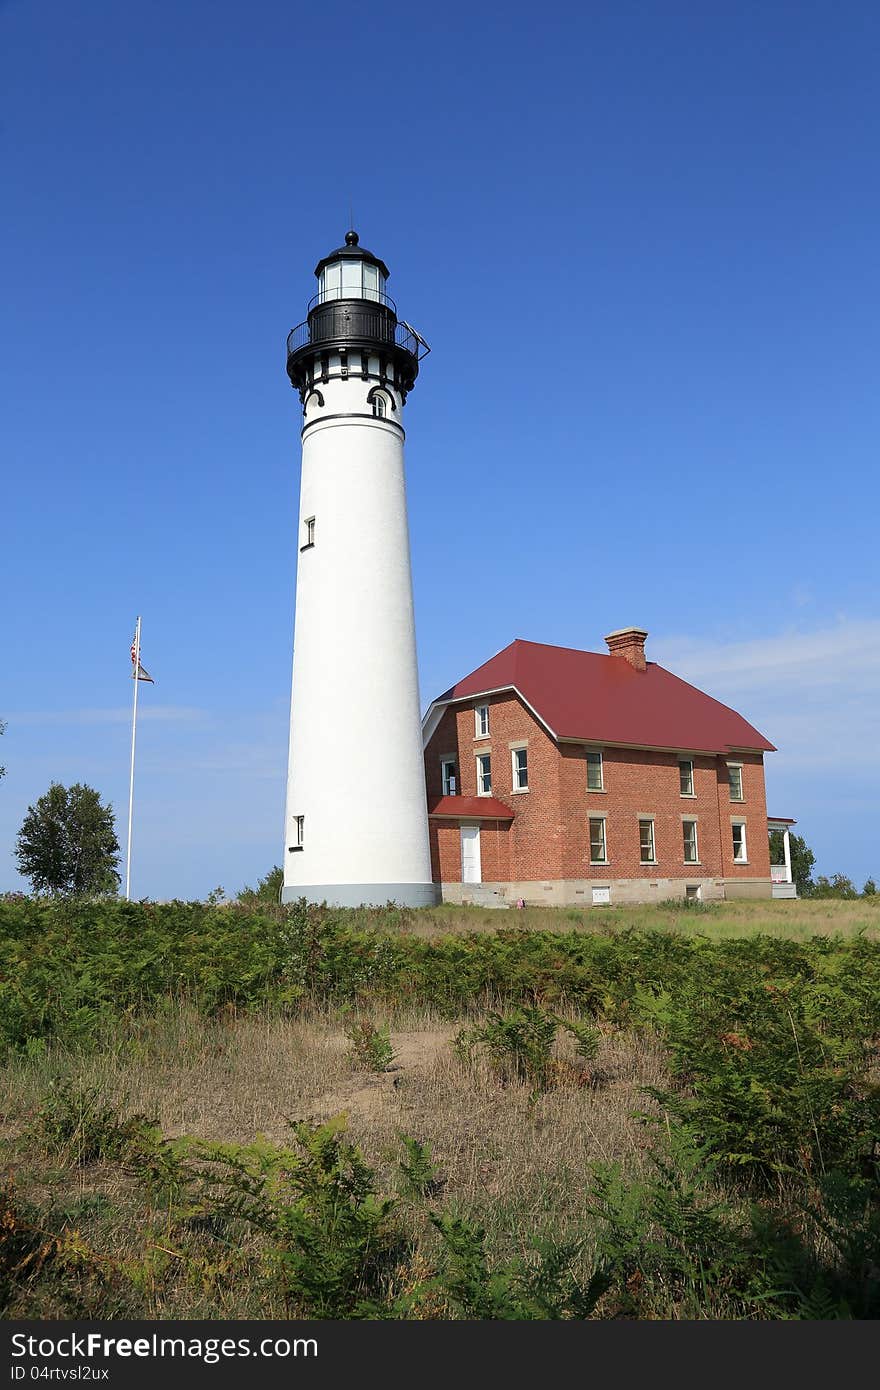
[125,615,141,901]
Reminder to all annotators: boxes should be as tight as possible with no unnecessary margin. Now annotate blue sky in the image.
[2,0,878,897]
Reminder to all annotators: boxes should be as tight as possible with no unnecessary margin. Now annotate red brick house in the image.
[422,629,781,906]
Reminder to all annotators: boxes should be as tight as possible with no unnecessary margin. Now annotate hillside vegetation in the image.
[1,896,878,1319]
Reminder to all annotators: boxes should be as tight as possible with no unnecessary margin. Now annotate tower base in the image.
[280,882,439,909]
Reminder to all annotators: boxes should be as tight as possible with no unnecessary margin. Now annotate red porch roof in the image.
[431,639,774,754]
[428,796,515,820]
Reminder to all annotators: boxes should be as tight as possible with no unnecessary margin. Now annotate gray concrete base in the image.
[281,882,439,908]
[438,877,773,906]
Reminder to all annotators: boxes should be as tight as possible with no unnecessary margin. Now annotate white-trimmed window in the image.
[291,815,304,851]
[587,749,604,791]
[512,747,528,791]
[441,759,457,796]
[302,516,315,549]
[477,753,492,795]
[728,763,744,802]
[639,818,656,864]
[371,392,388,419]
[679,759,694,796]
[475,704,490,738]
[589,816,607,864]
[732,821,747,862]
[683,819,699,864]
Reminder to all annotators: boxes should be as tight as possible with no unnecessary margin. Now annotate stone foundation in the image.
[438,876,772,907]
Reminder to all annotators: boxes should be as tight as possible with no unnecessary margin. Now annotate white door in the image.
[460,825,481,884]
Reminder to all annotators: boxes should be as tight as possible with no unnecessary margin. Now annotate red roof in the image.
[430,639,774,754]
[428,795,515,820]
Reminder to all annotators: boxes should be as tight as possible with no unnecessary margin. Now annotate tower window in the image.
[318,258,386,303]
[372,393,388,418]
[301,516,315,550]
[290,815,305,851]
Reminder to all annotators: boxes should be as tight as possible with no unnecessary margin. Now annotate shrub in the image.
[430,1212,609,1319]
[455,1007,599,1090]
[36,1081,155,1167]
[345,1018,395,1072]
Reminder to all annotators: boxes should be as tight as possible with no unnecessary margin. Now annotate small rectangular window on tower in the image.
[290,816,305,852]
[301,517,315,550]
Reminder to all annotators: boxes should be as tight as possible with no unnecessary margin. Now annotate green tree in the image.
[237,865,283,905]
[812,872,859,900]
[863,878,877,897]
[768,830,815,896]
[15,782,121,896]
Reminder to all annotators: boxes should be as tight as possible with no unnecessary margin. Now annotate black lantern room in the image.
[286,231,429,403]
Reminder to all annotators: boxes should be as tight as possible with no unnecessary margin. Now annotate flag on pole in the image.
[131,631,155,683]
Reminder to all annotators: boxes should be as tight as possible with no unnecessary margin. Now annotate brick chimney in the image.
[604,627,648,671]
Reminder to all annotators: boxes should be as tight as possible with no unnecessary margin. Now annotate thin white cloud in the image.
[657,618,880,693]
[656,617,880,773]
[5,706,205,727]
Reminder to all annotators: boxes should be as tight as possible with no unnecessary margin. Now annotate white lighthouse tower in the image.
[281,231,436,907]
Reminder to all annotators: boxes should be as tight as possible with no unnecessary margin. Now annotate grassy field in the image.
[1,897,878,1319]
[402,896,880,940]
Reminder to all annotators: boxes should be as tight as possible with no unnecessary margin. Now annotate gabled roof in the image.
[427,639,775,755]
[428,795,515,820]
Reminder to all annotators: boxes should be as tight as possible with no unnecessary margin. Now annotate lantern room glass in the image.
[318,259,386,304]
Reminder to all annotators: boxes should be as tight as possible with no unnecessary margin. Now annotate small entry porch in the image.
[768,816,798,899]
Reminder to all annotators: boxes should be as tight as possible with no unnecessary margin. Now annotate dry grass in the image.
[395,897,880,940]
[0,1002,668,1299]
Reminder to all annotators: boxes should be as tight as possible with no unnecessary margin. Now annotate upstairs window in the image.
[587,750,604,791]
[639,818,656,864]
[475,705,490,738]
[512,747,528,791]
[290,815,305,851]
[732,822,747,862]
[589,817,607,864]
[441,759,457,796]
[477,753,492,795]
[683,820,699,863]
[679,759,694,796]
[728,763,744,802]
[301,516,315,550]
[372,393,388,418]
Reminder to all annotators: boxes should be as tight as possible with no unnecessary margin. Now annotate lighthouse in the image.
[281,231,436,907]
